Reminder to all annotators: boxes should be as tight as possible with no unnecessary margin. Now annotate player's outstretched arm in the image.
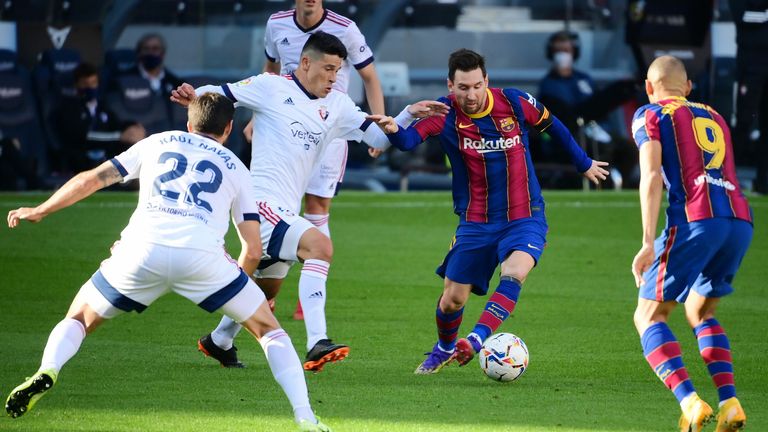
[631,139,663,287]
[170,83,197,107]
[7,161,123,228]
[406,100,450,119]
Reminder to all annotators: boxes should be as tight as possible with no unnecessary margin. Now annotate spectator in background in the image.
[730,0,768,194]
[52,63,145,173]
[129,33,183,100]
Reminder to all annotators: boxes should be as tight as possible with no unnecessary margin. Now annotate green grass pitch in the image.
[0,191,765,431]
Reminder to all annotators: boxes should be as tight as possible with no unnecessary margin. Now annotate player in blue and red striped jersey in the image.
[367,49,609,375]
[630,56,752,432]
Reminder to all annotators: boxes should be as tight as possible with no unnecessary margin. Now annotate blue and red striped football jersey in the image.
[409,88,557,223]
[632,96,752,226]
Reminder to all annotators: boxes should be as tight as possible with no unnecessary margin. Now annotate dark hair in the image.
[73,62,98,83]
[448,49,486,81]
[187,93,235,137]
[301,31,348,60]
[546,31,580,60]
[135,33,166,54]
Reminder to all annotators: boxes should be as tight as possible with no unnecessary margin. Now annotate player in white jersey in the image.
[259,0,386,320]
[4,94,332,432]
[171,32,447,372]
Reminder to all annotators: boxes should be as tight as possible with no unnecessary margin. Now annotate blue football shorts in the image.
[639,218,753,303]
[436,216,548,296]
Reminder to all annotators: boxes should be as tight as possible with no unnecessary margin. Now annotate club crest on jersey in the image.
[499,117,516,132]
[318,106,329,121]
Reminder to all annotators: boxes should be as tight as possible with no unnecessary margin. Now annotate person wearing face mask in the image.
[129,33,183,99]
[52,63,146,173]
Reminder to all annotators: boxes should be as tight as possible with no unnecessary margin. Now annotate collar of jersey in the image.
[294,8,327,33]
[290,72,318,100]
[462,89,494,119]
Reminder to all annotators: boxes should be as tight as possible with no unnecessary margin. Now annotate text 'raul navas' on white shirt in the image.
[110,130,260,250]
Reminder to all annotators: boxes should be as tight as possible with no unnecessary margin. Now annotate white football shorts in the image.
[255,201,316,279]
[77,240,265,322]
[305,137,347,198]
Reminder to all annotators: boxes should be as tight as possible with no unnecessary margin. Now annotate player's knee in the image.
[306,236,333,262]
[439,294,465,312]
[684,308,714,328]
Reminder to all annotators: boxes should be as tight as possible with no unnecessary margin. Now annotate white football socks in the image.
[211,315,242,350]
[259,329,316,424]
[304,213,331,238]
[299,259,330,351]
[39,318,86,373]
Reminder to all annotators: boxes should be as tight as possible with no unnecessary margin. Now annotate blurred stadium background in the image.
[0,0,754,193]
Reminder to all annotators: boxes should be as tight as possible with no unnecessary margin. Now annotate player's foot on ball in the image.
[452,337,481,366]
[716,397,746,432]
[414,344,454,374]
[303,339,349,372]
[297,417,332,431]
[293,300,304,320]
[197,333,245,368]
[679,394,714,432]
[6,369,57,418]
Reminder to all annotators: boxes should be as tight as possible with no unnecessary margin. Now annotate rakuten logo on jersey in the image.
[462,135,521,153]
[290,121,322,150]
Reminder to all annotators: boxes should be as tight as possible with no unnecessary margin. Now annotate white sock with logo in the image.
[211,315,242,350]
[299,259,330,351]
[303,213,330,238]
[39,318,87,373]
[259,329,316,424]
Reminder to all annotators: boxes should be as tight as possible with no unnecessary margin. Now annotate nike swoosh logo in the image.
[458,122,473,129]
[527,243,541,251]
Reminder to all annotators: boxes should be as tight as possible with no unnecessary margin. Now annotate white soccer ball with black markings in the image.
[478,332,529,382]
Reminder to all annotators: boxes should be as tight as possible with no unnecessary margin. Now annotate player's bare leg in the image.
[415,279,471,374]
[296,228,348,372]
[684,292,745,431]
[200,277,285,368]
[634,298,714,431]
[456,251,534,366]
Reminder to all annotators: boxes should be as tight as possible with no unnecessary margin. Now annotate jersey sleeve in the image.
[328,94,372,142]
[231,163,260,225]
[263,20,279,63]
[217,74,271,111]
[344,22,374,70]
[631,105,660,148]
[110,137,150,182]
[504,88,553,133]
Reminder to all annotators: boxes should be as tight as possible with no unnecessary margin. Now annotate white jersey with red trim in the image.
[264,8,374,93]
[110,131,260,251]
[198,73,374,213]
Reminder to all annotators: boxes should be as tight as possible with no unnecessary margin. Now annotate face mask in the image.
[79,87,98,101]
[139,54,163,70]
[553,51,573,70]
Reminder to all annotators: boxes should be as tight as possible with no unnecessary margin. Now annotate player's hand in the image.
[582,160,610,185]
[7,207,45,228]
[368,148,384,158]
[366,114,398,134]
[631,243,655,288]
[170,83,197,107]
[407,100,450,119]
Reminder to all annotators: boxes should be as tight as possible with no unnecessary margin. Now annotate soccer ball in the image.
[478,332,529,382]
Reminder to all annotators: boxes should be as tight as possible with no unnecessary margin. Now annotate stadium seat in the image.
[0,72,47,189]
[105,75,171,135]
[102,48,136,91]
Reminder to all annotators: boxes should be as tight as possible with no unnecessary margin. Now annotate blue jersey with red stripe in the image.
[397,87,590,223]
[632,96,752,227]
